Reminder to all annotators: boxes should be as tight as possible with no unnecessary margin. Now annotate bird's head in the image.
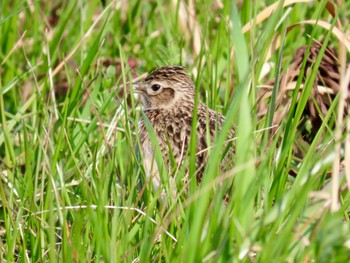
[133,66,195,110]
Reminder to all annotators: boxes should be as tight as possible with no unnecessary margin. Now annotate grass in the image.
[1,0,350,261]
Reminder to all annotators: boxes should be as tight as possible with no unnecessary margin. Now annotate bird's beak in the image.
[131,82,145,94]
[132,82,140,88]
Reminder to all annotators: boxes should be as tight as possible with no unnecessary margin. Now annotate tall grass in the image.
[1,0,349,261]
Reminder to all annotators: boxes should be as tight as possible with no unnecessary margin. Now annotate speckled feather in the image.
[136,66,234,189]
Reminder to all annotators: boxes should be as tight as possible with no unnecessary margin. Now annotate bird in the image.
[132,66,235,193]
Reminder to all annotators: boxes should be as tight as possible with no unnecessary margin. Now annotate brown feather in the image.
[135,66,235,191]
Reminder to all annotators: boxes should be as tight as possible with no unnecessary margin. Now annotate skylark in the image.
[133,66,234,191]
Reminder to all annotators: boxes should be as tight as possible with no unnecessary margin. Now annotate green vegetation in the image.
[1,0,350,261]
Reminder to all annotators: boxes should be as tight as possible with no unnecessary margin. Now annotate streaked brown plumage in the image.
[133,66,234,190]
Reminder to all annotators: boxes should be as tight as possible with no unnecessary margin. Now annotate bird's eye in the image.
[151,84,161,92]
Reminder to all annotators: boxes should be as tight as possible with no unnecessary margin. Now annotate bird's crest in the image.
[144,66,192,85]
